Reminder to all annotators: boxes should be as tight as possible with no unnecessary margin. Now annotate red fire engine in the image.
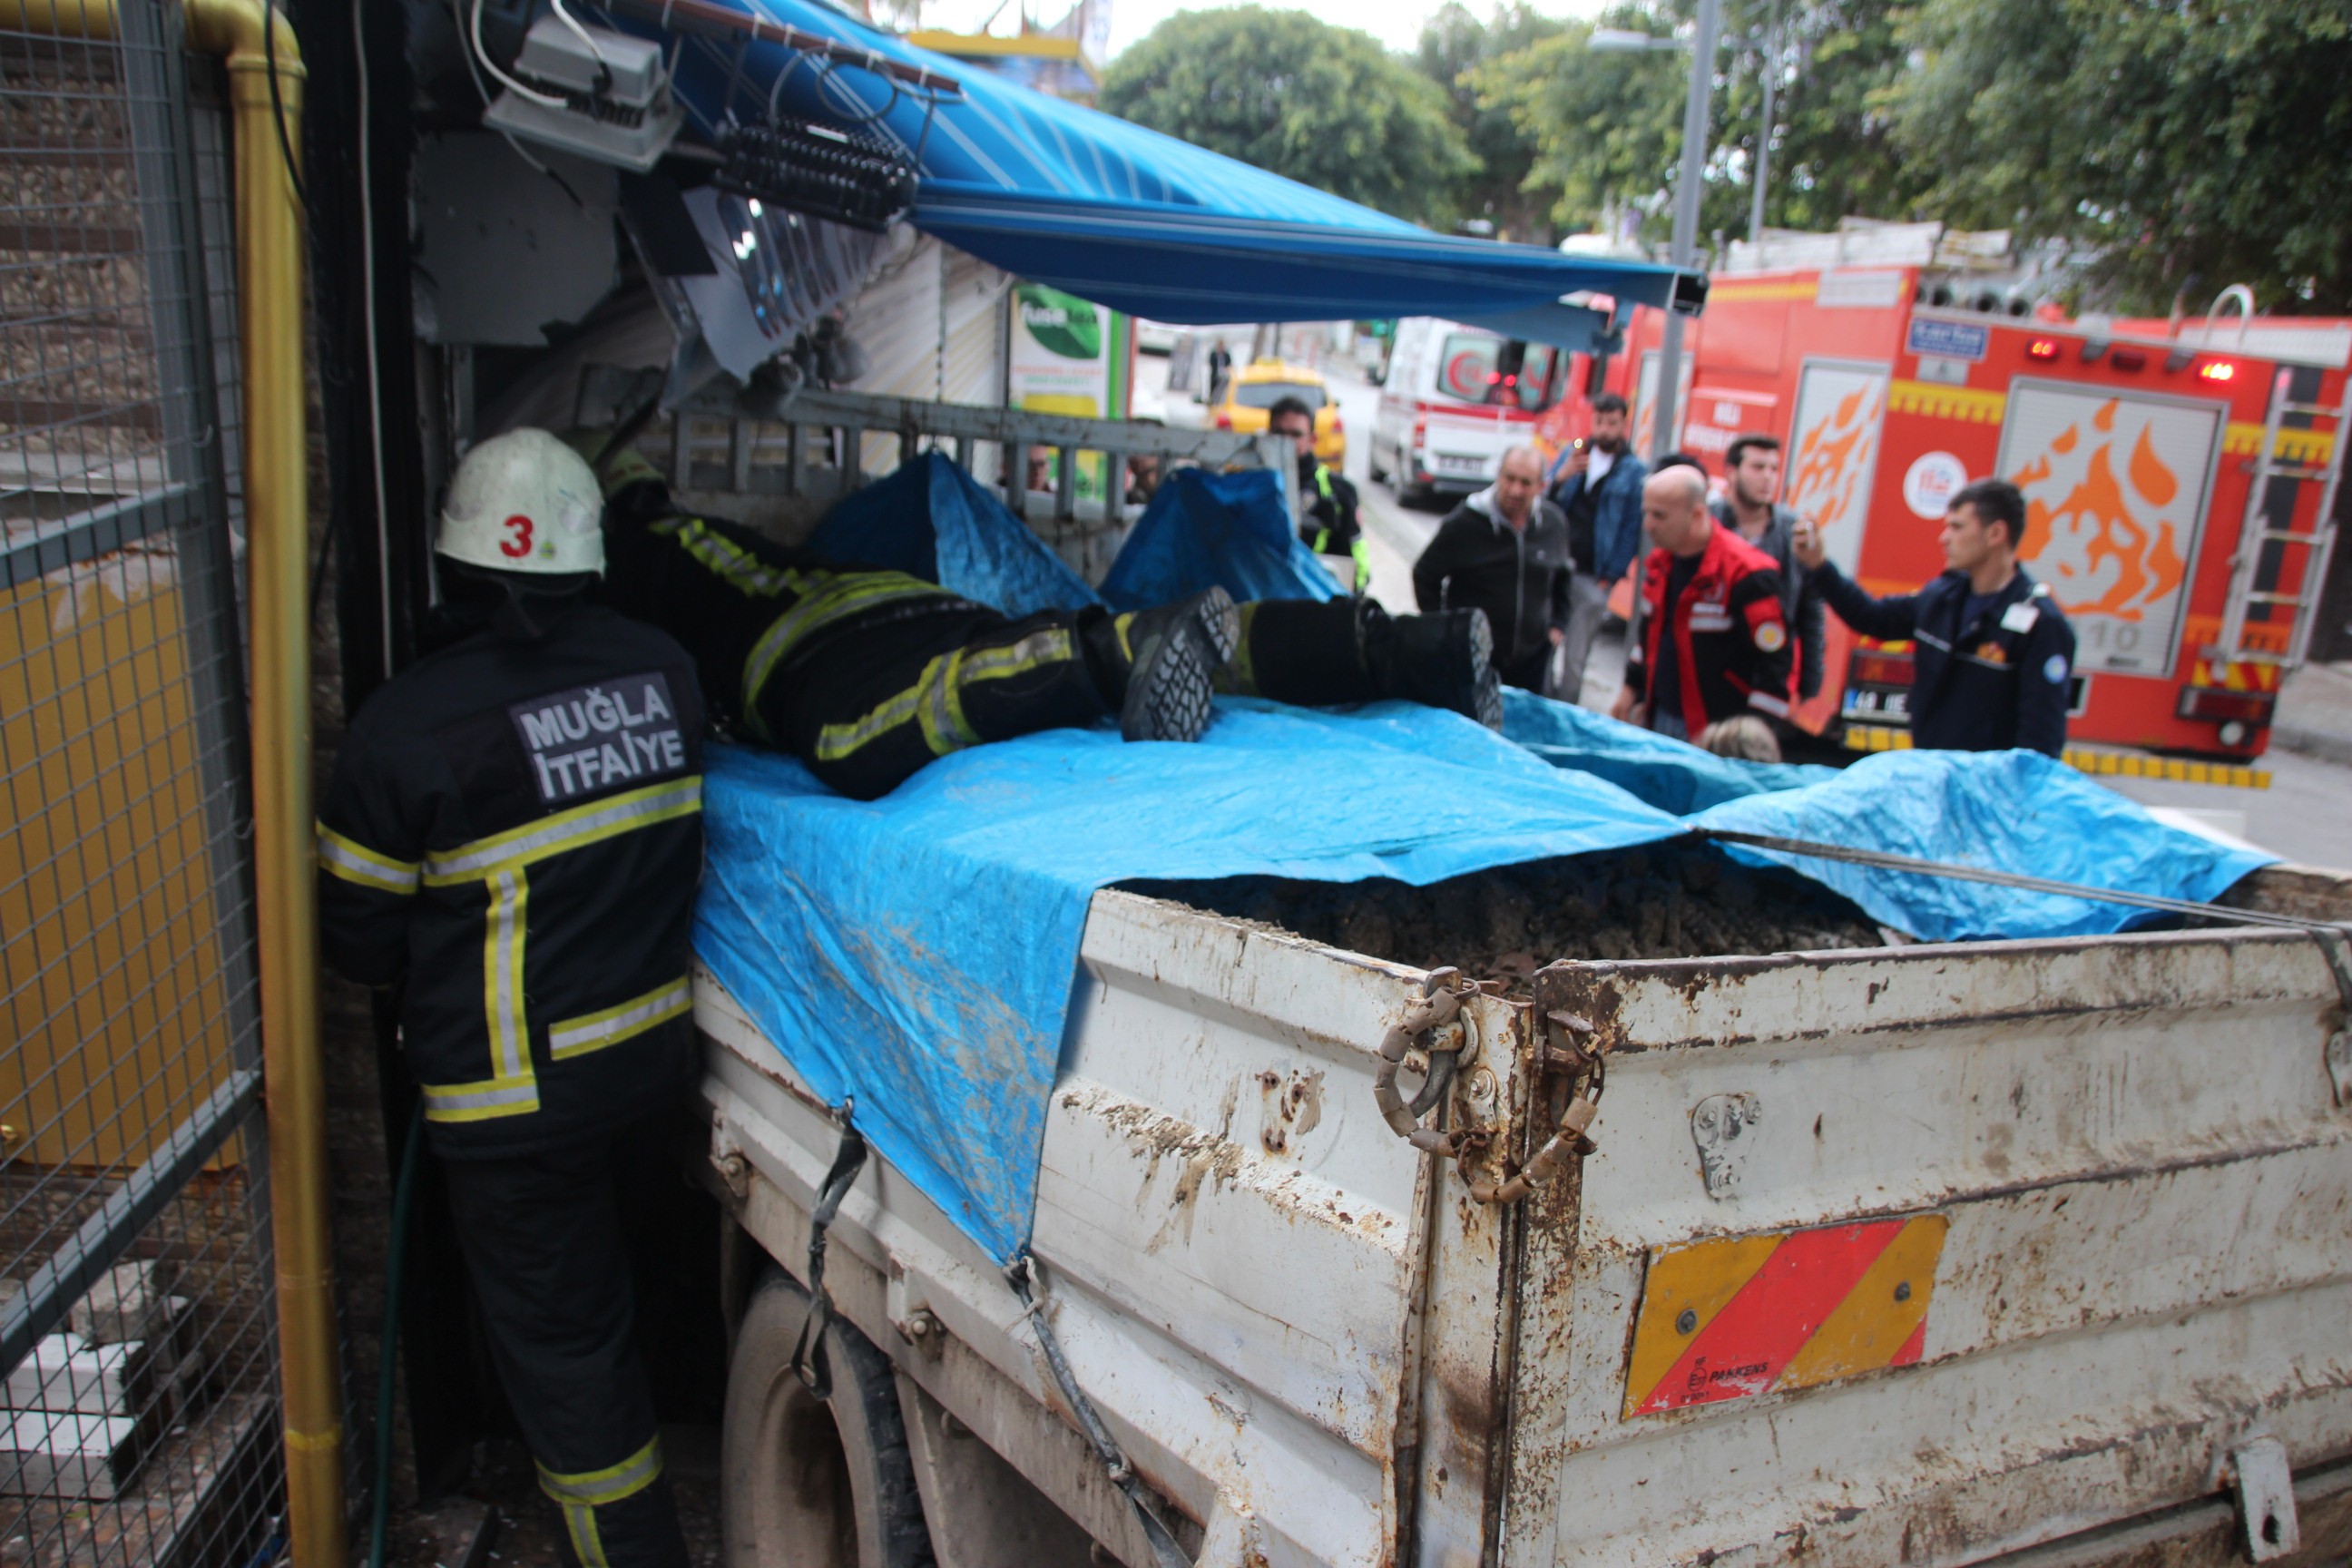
[1537,233,2347,760]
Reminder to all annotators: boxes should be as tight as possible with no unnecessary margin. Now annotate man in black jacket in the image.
[1410,445,1571,693]
[1794,476,2076,755]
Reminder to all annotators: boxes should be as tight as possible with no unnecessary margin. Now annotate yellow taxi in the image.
[1210,358,1346,466]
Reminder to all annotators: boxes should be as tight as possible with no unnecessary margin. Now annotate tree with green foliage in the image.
[1099,6,1475,227]
[1472,0,1927,252]
[1887,0,2352,313]
[1412,3,1567,241]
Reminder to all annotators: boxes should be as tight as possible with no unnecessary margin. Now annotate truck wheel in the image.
[1368,443,1388,485]
[720,1266,936,1568]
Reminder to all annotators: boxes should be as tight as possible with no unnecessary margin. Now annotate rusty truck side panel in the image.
[1504,873,2352,1566]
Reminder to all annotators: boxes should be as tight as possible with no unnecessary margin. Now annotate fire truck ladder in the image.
[2217,367,2349,668]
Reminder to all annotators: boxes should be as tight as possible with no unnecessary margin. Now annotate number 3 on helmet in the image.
[436,427,606,577]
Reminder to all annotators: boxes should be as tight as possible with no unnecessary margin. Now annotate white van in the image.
[1370,317,1567,503]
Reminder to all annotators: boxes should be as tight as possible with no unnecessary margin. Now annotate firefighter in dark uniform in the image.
[317,430,703,1568]
[1794,476,2077,756]
[1269,395,1370,594]
[582,436,1504,794]
[1613,466,1795,741]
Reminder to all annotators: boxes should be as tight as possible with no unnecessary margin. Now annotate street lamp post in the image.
[1650,0,1719,462]
[1749,3,1778,244]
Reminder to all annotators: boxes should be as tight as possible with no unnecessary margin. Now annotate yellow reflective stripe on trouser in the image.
[424,867,539,1125]
[316,822,419,894]
[652,516,808,599]
[543,1434,664,1566]
[814,627,1073,762]
[540,1434,664,1506]
[422,779,703,884]
[549,975,691,1061]
[740,573,955,740]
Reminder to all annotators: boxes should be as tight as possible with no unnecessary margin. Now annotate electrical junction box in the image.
[484,15,684,172]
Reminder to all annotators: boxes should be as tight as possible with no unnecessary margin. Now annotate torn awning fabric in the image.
[594,0,1701,334]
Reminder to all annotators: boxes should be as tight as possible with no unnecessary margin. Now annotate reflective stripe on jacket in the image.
[317,601,707,1156]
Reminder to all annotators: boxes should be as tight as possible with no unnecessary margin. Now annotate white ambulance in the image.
[1370,316,1565,504]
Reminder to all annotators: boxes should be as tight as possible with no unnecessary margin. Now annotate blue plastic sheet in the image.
[1097,467,1342,612]
[704,480,2275,1261]
[1688,748,2274,944]
[692,700,1684,1262]
[1500,688,1836,814]
[808,452,1100,619]
[809,456,1340,619]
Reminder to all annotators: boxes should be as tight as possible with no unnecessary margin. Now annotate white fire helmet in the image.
[436,427,606,577]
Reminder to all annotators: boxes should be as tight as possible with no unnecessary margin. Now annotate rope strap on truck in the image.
[789,1109,868,1401]
[1004,1257,1194,1568]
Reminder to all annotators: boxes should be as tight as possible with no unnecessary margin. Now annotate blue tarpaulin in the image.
[602,0,1700,338]
[1687,748,2271,944]
[1097,468,1341,611]
[693,691,2273,1263]
[693,701,1685,1262]
[697,457,2273,1263]
[1501,687,1837,814]
[806,454,1338,615]
[809,453,1099,618]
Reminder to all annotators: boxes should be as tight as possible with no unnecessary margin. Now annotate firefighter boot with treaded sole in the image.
[1115,588,1240,743]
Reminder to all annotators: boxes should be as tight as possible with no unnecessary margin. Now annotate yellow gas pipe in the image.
[2,0,346,1562]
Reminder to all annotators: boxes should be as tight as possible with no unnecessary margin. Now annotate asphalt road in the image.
[1143,352,2352,870]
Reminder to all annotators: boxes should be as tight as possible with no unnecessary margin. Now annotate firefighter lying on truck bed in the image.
[1612,465,1797,744]
[1791,475,2077,758]
[313,430,1508,1566]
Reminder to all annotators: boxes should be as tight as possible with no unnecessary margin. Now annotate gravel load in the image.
[1131,841,1890,994]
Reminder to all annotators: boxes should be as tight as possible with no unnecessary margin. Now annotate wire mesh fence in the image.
[0,3,282,1563]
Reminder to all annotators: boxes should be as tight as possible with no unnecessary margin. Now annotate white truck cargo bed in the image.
[694,861,2352,1567]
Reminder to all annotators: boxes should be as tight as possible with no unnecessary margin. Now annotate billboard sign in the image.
[1007,281,1130,504]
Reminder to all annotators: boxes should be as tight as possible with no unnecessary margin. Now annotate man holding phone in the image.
[1792,477,2076,755]
[1545,393,1647,704]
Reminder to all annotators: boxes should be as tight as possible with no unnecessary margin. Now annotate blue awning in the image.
[603,0,1702,338]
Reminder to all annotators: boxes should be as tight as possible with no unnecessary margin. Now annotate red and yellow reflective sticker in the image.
[1623,1214,1947,1418]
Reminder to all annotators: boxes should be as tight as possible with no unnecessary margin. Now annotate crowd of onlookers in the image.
[1286,390,2079,764]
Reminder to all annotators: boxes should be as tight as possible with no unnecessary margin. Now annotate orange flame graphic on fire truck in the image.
[1788,379,1885,536]
[2010,398,2188,622]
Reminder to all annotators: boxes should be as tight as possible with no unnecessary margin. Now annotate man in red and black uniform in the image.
[1612,466,1794,743]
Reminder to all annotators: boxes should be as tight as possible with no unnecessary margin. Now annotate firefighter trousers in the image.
[440,1122,689,1568]
[760,595,1380,800]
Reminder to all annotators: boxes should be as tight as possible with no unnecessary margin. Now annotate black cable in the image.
[262,0,311,220]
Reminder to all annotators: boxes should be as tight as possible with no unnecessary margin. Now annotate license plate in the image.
[1435,453,1485,473]
[1843,686,1909,720]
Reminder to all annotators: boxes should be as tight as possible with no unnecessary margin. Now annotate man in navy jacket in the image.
[1795,477,2077,755]
[1544,393,1648,702]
